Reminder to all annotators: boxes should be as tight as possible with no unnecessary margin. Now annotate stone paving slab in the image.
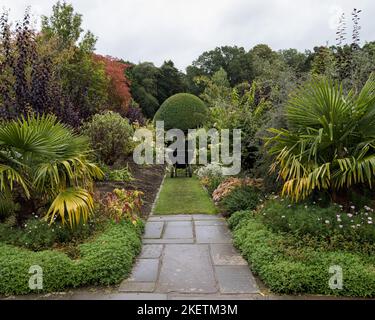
[112,293,168,300]
[210,244,248,265]
[169,294,263,300]
[143,238,195,244]
[195,220,226,226]
[148,215,193,222]
[119,282,156,293]
[128,259,159,282]
[192,214,223,220]
[156,244,218,294]
[195,225,232,244]
[215,266,260,294]
[143,222,164,239]
[139,245,164,259]
[163,221,193,239]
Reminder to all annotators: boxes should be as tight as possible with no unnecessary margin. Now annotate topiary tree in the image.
[154,93,208,131]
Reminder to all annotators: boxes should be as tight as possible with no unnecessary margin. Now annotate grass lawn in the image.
[154,176,217,215]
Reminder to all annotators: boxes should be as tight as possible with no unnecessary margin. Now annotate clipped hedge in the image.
[154,93,208,131]
[229,212,375,297]
[0,220,143,295]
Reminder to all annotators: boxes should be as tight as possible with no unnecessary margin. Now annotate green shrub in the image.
[154,93,208,131]
[259,198,375,247]
[100,163,134,182]
[0,193,18,222]
[196,163,225,195]
[0,216,98,252]
[232,217,375,297]
[227,210,253,230]
[0,220,143,295]
[83,111,134,165]
[221,185,260,215]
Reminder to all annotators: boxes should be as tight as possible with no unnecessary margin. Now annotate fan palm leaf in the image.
[267,73,375,201]
[0,114,103,227]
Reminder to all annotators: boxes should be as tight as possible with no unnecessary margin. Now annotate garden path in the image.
[117,214,262,299]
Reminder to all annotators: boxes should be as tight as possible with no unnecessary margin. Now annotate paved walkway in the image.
[118,214,261,299]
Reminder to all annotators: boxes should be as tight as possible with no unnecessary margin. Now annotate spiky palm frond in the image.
[267,73,375,201]
[0,114,103,227]
[45,188,94,228]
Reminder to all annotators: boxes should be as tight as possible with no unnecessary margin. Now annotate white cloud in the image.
[1,0,374,71]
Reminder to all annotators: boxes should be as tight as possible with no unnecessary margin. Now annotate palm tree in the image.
[0,114,103,227]
[266,73,375,202]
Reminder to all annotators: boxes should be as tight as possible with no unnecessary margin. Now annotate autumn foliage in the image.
[94,54,132,115]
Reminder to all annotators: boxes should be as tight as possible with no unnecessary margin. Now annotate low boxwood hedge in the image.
[0,220,143,295]
[229,211,375,297]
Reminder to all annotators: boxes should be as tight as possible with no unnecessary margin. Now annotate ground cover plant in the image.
[0,219,143,295]
[229,209,375,297]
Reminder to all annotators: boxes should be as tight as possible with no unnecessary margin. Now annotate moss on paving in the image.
[154,176,217,215]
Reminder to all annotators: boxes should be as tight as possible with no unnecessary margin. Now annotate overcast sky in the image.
[2,0,374,71]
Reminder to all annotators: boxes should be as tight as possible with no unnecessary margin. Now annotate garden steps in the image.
[119,214,261,298]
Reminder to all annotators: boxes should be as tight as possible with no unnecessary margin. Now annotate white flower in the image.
[357,224,361,227]
[339,225,343,228]
[351,225,356,228]
[281,215,285,218]
[347,213,353,218]
[350,205,355,210]
[337,218,342,222]
[368,217,373,221]
[368,221,373,224]
[325,220,330,224]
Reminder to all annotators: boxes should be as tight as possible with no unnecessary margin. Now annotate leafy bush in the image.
[221,185,261,215]
[196,163,225,195]
[227,210,253,229]
[154,93,208,131]
[100,164,134,182]
[125,100,146,125]
[267,74,375,202]
[99,189,144,224]
[0,220,143,295]
[0,216,98,252]
[196,163,223,179]
[212,177,263,203]
[83,111,134,165]
[231,216,375,297]
[0,192,18,221]
[201,176,225,196]
[258,198,375,247]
